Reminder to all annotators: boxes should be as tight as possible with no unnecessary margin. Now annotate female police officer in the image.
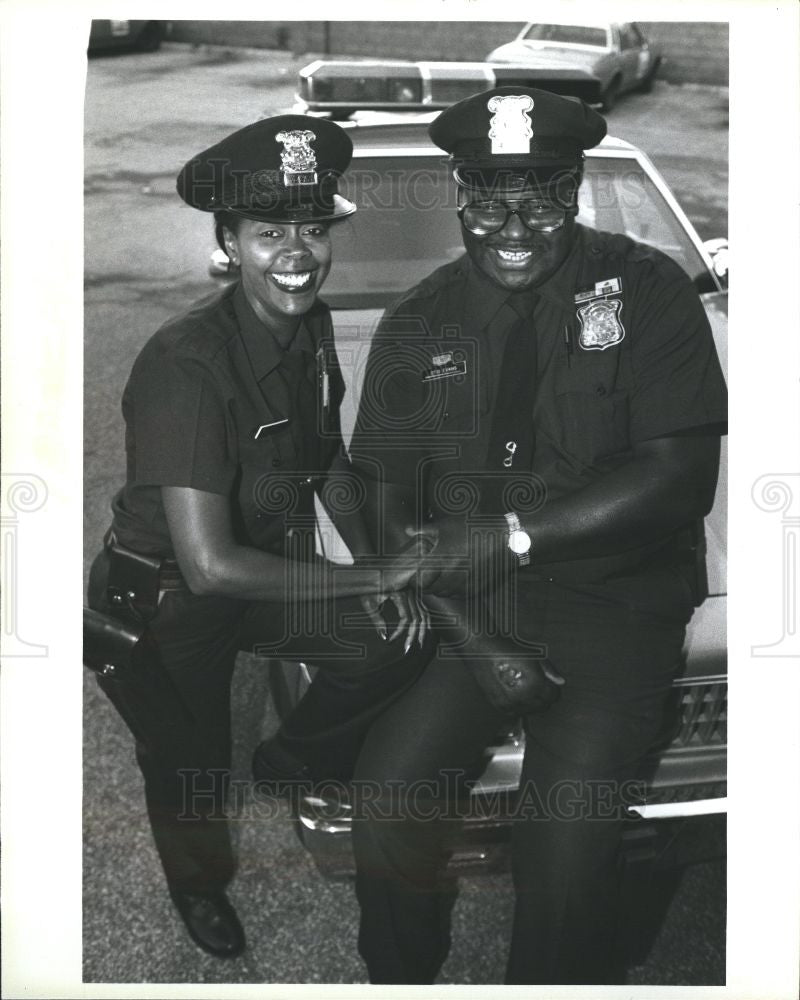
[87,116,429,960]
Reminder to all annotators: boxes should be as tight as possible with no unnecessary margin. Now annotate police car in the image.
[487,21,662,112]
[295,22,661,118]
[213,116,727,923]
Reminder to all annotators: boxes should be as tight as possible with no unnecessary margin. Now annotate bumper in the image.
[291,668,727,880]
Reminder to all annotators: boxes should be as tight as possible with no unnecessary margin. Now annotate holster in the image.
[84,539,194,747]
[83,606,148,676]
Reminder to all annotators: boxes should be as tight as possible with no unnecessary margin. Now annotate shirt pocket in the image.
[548,364,632,466]
[237,433,300,523]
[440,366,489,434]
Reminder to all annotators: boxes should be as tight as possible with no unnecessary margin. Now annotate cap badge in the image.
[487,94,534,155]
[275,129,318,187]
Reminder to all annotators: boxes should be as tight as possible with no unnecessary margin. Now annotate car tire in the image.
[137,21,164,52]
[637,57,661,94]
[600,76,621,113]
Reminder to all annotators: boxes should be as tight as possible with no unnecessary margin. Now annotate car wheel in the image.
[600,77,621,113]
[637,57,661,94]
[137,21,164,52]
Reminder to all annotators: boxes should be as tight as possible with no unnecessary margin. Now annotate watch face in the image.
[509,529,531,555]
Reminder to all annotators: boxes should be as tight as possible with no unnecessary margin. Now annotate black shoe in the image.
[169,888,245,959]
[252,736,314,796]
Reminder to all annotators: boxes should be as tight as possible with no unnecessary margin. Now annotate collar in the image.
[461,225,587,327]
[462,258,514,331]
[233,281,319,381]
[533,224,587,309]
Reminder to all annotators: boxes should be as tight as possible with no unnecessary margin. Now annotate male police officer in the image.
[348,87,727,984]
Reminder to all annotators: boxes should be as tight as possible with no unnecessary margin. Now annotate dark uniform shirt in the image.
[111,281,345,558]
[350,224,728,612]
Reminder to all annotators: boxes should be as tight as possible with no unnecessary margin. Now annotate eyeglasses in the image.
[457,199,576,236]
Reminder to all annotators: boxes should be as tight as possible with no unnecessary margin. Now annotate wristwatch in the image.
[504,511,532,567]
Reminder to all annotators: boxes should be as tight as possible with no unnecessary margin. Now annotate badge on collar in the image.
[276,129,318,187]
[576,299,625,351]
[487,94,534,155]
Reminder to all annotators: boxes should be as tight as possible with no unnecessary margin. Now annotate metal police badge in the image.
[576,298,625,351]
[275,129,318,187]
[487,94,534,155]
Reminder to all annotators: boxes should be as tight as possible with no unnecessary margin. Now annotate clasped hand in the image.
[406,514,509,598]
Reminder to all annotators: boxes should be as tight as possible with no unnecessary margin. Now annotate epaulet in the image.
[383,256,468,318]
[582,227,689,282]
[150,284,239,362]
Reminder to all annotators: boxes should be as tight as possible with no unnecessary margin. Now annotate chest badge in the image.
[576,299,625,351]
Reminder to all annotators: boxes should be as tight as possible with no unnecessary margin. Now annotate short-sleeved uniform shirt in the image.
[111,281,345,559]
[350,225,728,612]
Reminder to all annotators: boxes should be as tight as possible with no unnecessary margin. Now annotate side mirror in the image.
[209,248,233,279]
[703,238,729,287]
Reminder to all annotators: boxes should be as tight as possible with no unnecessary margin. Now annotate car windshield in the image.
[522,24,608,47]
[325,154,713,309]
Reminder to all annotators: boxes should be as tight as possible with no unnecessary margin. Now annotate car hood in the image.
[488,42,602,70]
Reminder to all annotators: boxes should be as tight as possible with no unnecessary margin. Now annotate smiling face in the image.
[460,191,577,293]
[223,217,332,338]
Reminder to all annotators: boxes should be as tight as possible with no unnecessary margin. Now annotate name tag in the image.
[422,361,467,382]
[574,276,622,304]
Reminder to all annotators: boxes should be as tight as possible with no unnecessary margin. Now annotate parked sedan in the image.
[213,119,727,942]
[88,19,167,53]
[487,21,662,111]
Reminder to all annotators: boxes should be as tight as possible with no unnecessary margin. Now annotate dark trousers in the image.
[88,549,428,896]
[351,590,690,985]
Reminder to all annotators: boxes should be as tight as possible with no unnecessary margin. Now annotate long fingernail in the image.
[404,639,412,654]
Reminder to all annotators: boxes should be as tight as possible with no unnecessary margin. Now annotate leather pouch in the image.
[106,543,162,620]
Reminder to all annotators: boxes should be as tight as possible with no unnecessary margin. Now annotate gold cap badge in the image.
[275,129,318,187]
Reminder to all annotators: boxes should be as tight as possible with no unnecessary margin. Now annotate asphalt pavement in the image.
[83,41,728,986]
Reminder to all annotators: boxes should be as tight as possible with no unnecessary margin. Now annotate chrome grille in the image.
[672,679,727,748]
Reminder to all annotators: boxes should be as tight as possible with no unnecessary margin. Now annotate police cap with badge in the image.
[430,85,607,208]
[176,114,356,222]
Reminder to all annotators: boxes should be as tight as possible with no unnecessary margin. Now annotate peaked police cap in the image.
[176,114,356,222]
[429,86,606,194]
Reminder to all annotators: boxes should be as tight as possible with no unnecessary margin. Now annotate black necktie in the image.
[483,292,539,514]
